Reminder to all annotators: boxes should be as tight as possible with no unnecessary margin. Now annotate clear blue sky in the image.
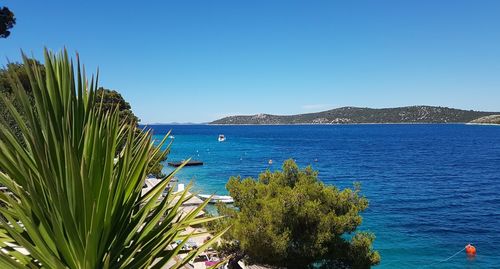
[1,1,500,123]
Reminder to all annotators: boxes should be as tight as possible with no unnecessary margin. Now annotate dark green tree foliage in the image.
[220,160,380,269]
[0,60,45,93]
[95,87,139,124]
[0,60,45,143]
[0,7,15,38]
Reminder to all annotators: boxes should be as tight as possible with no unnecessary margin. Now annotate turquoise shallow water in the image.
[146,124,500,268]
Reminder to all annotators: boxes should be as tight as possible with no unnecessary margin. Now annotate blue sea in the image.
[147,124,500,268]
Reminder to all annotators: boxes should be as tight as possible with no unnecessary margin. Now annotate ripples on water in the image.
[146,124,500,268]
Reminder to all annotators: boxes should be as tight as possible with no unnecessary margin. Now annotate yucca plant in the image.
[0,49,225,268]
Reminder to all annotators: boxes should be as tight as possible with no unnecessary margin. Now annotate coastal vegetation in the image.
[210,106,499,125]
[0,58,166,178]
[96,87,140,124]
[210,160,380,269]
[0,49,222,268]
[0,62,136,138]
[0,59,45,145]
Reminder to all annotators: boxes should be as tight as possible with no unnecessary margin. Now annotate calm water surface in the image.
[146,124,500,268]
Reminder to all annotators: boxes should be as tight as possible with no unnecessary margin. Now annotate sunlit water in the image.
[145,124,500,268]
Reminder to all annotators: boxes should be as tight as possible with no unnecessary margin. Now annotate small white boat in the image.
[198,194,234,204]
[218,134,226,142]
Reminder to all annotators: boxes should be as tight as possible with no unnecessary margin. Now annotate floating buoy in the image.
[465,244,476,256]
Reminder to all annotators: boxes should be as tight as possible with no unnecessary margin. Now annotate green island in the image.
[210,106,499,125]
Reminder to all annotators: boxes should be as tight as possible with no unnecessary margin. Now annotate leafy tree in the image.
[0,6,15,38]
[0,60,45,144]
[96,87,139,124]
[0,49,225,268]
[215,160,380,269]
[0,60,45,93]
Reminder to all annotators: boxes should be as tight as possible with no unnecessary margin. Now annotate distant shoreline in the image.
[209,122,462,126]
[210,105,500,125]
[143,122,499,126]
[465,122,500,126]
[208,122,497,126]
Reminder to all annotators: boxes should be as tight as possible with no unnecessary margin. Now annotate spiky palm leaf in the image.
[0,49,225,268]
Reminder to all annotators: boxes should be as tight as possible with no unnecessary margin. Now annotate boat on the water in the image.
[218,134,226,142]
[167,160,204,167]
[198,194,234,204]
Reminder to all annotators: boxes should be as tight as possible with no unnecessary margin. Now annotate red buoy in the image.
[465,244,476,256]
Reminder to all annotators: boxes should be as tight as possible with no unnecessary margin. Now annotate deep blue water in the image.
[146,124,500,268]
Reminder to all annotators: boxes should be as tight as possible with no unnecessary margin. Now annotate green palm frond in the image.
[0,49,224,268]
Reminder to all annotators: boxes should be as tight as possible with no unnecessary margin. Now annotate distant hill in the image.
[469,115,500,125]
[142,122,201,125]
[210,106,499,125]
